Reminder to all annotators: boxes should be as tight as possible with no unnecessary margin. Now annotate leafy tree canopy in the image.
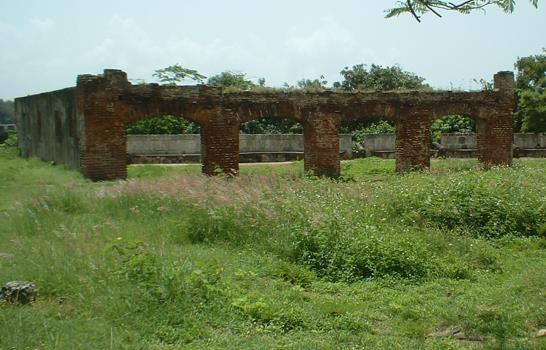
[386,0,539,22]
[515,49,546,90]
[334,64,428,91]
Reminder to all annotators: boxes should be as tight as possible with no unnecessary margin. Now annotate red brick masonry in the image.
[16,69,515,181]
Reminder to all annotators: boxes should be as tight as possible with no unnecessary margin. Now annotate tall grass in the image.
[1,152,545,349]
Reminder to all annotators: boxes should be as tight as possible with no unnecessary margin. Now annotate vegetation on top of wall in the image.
[207,71,265,90]
[333,64,429,91]
[139,52,543,136]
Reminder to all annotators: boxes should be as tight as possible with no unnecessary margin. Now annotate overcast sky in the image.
[0,0,544,99]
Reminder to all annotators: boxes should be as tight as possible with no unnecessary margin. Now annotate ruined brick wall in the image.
[475,72,515,168]
[15,69,516,181]
[15,88,81,170]
[76,70,132,180]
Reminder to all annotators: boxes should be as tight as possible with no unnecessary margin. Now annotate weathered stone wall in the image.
[15,88,80,170]
[441,133,477,149]
[16,69,516,180]
[442,133,546,150]
[514,133,546,149]
[128,134,202,155]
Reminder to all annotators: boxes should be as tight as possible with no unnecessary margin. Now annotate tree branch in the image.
[407,0,422,22]
[386,0,536,21]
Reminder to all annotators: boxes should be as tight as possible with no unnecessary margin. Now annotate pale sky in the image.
[0,0,545,99]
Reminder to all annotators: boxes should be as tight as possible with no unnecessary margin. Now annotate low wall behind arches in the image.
[127,133,352,158]
[360,133,546,158]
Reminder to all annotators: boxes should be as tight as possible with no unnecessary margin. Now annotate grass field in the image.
[1,144,545,349]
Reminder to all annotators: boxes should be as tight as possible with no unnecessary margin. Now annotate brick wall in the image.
[15,69,516,180]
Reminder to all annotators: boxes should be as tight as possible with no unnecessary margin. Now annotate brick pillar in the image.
[395,112,431,172]
[476,72,515,168]
[77,69,130,181]
[200,108,240,176]
[304,113,341,177]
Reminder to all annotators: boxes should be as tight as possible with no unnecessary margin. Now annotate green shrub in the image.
[291,222,434,281]
[387,171,546,237]
[0,131,17,148]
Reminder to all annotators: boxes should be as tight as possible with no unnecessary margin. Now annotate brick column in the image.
[77,69,130,181]
[476,72,515,168]
[200,108,240,176]
[395,112,431,172]
[303,113,341,177]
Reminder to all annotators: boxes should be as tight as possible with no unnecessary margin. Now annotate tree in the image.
[514,50,546,132]
[0,99,15,124]
[386,0,539,22]
[207,71,257,90]
[137,64,207,134]
[153,64,207,85]
[334,64,428,91]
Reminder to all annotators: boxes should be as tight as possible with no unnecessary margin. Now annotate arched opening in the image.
[125,115,201,165]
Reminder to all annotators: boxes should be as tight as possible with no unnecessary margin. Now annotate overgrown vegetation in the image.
[1,142,545,348]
